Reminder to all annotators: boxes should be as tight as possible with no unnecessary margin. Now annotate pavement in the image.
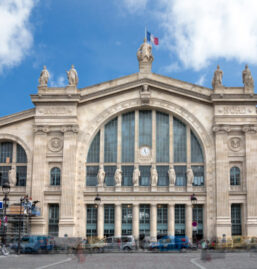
[1,251,257,269]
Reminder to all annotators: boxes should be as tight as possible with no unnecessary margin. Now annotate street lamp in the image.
[191,193,197,245]
[2,181,10,246]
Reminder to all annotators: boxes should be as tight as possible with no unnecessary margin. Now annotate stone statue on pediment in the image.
[66,64,78,86]
[114,167,122,186]
[151,165,158,187]
[187,167,194,186]
[38,66,49,86]
[212,65,223,88]
[133,165,140,186]
[168,167,176,185]
[137,38,153,63]
[242,64,254,91]
[8,167,16,187]
[97,165,105,187]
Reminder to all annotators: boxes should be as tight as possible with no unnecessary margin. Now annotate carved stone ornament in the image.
[137,39,153,63]
[212,65,223,89]
[48,137,63,152]
[228,137,242,152]
[242,64,254,92]
[38,66,49,87]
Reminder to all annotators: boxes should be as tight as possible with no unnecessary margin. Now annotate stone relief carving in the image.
[66,64,78,86]
[242,64,254,92]
[151,165,158,186]
[187,167,194,186]
[228,137,242,152]
[114,167,122,186]
[48,137,63,152]
[168,167,176,186]
[133,165,140,186]
[220,106,247,115]
[38,66,49,87]
[140,84,151,104]
[212,65,223,88]
[97,165,105,187]
[38,107,73,115]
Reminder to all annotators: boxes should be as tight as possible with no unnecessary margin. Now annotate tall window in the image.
[175,205,185,235]
[122,166,133,186]
[140,204,150,236]
[48,204,59,236]
[139,111,152,147]
[231,204,242,235]
[122,204,132,235]
[156,112,169,162]
[122,112,135,162]
[104,205,115,237]
[104,166,116,186]
[104,118,117,163]
[139,166,151,186]
[157,166,169,186]
[193,205,203,239]
[230,167,240,186]
[173,118,186,163]
[87,131,100,163]
[87,205,97,237]
[50,167,61,186]
[157,205,168,234]
[16,166,27,186]
[174,166,187,186]
[86,166,99,186]
[191,131,203,163]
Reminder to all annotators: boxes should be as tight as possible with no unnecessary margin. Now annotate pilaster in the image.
[150,204,157,241]
[168,203,175,236]
[115,204,122,237]
[133,204,139,240]
[97,204,104,239]
[186,204,192,241]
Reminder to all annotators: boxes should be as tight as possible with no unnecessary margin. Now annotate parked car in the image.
[10,235,55,254]
[81,239,106,253]
[149,235,190,252]
[104,235,136,251]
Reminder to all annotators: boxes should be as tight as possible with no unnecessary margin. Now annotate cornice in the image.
[213,124,257,133]
[33,124,79,134]
[0,108,35,127]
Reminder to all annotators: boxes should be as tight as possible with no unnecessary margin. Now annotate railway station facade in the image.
[0,40,257,241]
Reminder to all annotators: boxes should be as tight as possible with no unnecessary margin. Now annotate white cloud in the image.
[195,74,206,86]
[0,0,36,73]
[123,0,148,13]
[161,62,180,73]
[49,74,66,87]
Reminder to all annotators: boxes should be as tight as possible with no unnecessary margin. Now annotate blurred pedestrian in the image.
[76,242,86,264]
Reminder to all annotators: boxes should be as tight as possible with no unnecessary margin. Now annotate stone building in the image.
[0,39,257,241]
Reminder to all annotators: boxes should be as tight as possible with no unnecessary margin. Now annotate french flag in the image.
[147,31,159,45]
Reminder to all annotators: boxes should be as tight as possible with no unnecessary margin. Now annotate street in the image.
[1,251,257,269]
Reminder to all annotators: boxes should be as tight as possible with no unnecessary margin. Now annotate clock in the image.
[140,146,151,157]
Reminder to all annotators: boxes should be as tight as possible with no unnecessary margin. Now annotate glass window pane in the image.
[193,205,203,236]
[175,205,185,236]
[230,167,240,186]
[139,166,151,186]
[16,166,27,186]
[157,166,169,186]
[122,166,133,186]
[87,131,100,163]
[104,166,116,186]
[139,111,152,148]
[157,205,168,235]
[192,166,204,186]
[50,167,60,186]
[104,118,118,162]
[191,131,203,163]
[122,112,135,162]
[0,142,13,163]
[122,205,132,235]
[156,112,169,162]
[231,204,241,236]
[104,205,115,237]
[86,166,99,186]
[174,166,187,186]
[87,205,97,237]
[48,204,59,236]
[17,144,27,163]
[0,166,11,186]
[173,118,186,163]
[140,205,150,236]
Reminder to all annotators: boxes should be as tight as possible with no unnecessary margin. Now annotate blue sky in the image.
[1,0,257,117]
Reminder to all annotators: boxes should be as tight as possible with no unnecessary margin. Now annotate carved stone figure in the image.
[38,66,49,86]
[66,64,78,86]
[212,65,223,88]
[137,39,154,63]
[151,165,158,186]
[114,167,122,186]
[242,64,254,89]
[97,165,105,187]
[133,165,140,186]
[168,167,176,185]
[187,168,194,185]
[8,167,16,187]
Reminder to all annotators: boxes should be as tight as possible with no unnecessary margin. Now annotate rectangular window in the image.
[192,166,204,186]
[193,205,203,238]
[87,205,97,237]
[16,166,27,186]
[175,205,185,236]
[156,112,169,162]
[173,118,187,163]
[48,204,59,236]
[140,204,150,236]
[87,131,100,163]
[122,166,133,186]
[0,166,11,186]
[157,205,168,235]
[157,166,169,186]
[86,166,99,186]
[0,142,13,163]
[122,112,135,162]
[139,166,151,186]
[104,118,118,162]
[104,205,115,237]
[122,204,132,235]
[17,144,27,163]
[174,166,187,186]
[231,204,242,236]
[139,111,152,148]
[104,166,116,186]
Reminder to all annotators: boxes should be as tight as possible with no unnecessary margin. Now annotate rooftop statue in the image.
[38,66,49,86]
[212,65,223,88]
[66,64,78,86]
[137,38,154,63]
[242,64,254,89]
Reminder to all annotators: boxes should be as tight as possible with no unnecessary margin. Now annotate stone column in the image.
[115,204,122,237]
[97,204,104,239]
[186,204,192,241]
[59,128,78,236]
[133,204,139,240]
[150,204,157,241]
[214,129,231,237]
[31,128,48,234]
[168,203,175,236]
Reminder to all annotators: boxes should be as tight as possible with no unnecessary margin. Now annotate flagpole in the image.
[145,27,147,40]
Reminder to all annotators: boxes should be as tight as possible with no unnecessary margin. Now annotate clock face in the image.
[140,146,151,157]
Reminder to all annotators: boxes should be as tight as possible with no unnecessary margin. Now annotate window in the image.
[86,166,99,186]
[16,166,27,186]
[140,204,150,236]
[156,112,169,162]
[104,205,115,237]
[139,166,151,186]
[0,142,13,163]
[231,204,242,236]
[122,166,133,186]
[87,131,100,163]
[122,205,132,235]
[48,204,59,236]
[50,167,61,186]
[230,167,240,185]
[174,166,187,186]
[175,205,185,235]
[104,166,116,186]
[0,166,11,186]
[192,166,204,186]
[193,205,203,239]
[87,205,97,237]
[139,111,152,147]
[157,205,168,234]
[104,118,117,163]
[122,112,135,162]
[173,118,186,163]
[191,131,203,163]
[157,166,169,186]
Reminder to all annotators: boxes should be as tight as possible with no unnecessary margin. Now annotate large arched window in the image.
[50,167,61,186]
[0,141,27,186]
[86,110,204,187]
[230,167,240,186]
